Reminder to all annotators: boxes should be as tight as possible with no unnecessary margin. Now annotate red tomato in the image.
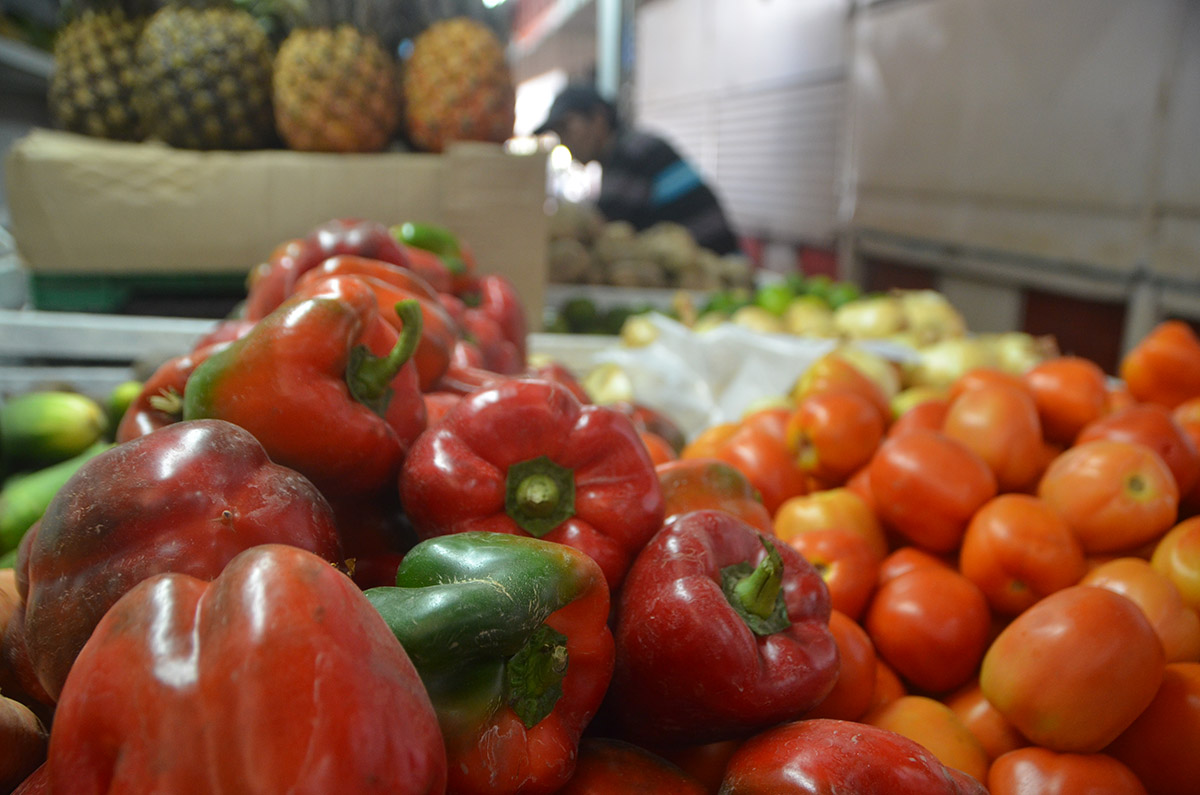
[959,494,1087,616]
[792,350,892,421]
[772,487,889,560]
[1023,356,1111,445]
[785,391,885,484]
[942,382,1044,493]
[806,609,878,721]
[945,680,1029,763]
[1120,320,1200,409]
[948,368,1031,403]
[987,747,1147,795]
[867,429,997,553]
[656,458,773,534]
[867,657,908,715]
[1151,516,1200,611]
[1037,440,1179,554]
[783,529,880,620]
[865,565,991,694]
[640,431,679,466]
[1077,404,1200,496]
[878,546,954,587]
[708,409,810,515]
[886,397,950,439]
[1105,662,1200,795]
[866,695,989,786]
[680,422,739,460]
[1081,557,1200,663]
[980,585,1165,752]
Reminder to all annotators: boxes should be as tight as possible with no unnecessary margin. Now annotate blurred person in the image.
[536,83,742,256]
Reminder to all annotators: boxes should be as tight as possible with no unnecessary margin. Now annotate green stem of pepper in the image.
[346,299,423,417]
[722,535,792,636]
[505,456,576,537]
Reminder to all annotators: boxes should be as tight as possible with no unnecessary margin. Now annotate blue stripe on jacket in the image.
[651,160,703,207]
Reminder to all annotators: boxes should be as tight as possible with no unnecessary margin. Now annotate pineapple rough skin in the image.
[49,9,144,141]
[273,25,401,153]
[402,17,516,153]
[134,7,276,150]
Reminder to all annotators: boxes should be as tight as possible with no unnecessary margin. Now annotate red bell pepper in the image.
[399,378,665,590]
[392,221,480,296]
[475,274,528,365]
[557,739,708,794]
[719,718,988,794]
[115,341,228,443]
[44,544,446,794]
[610,509,839,747]
[293,255,462,391]
[244,218,417,321]
[19,419,342,702]
[184,275,426,497]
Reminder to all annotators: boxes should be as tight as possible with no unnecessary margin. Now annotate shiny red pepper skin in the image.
[115,342,228,443]
[243,218,415,321]
[475,274,528,365]
[19,419,342,702]
[43,544,447,794]
[718,718,988,794]
[399,378,665,590]
[184,275,426,497]
[610,510,839,747]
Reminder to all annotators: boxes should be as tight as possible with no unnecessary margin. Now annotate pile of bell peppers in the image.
[0,217,987,795]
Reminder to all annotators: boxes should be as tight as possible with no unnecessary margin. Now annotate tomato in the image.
[945,680,1028,763]
[942,382,1044,493]
[1172,398,1200,512]
[557,738,707,794]
[987,747,1147,795]
[790,350,892,421]
[866,695,989,786]
[1023,356,1110,445]
[867,429,997,553]
[680,422,739,460]
[886,397,950,439]
[640,431,679,466]
[959,494,1087,616]
[878,546,954,587]
[867,657,907,715]
[1151,516,1200,611]
[980,585,1165,752]
[656,458,774,534]
[772,487,889,560]
[890,385,948,422]
[1077,404,1200,496]
[784,391,884,484]
[865,565,991,694]
[1120,320,1200,409]
[707,408,810,515]
[806,609,877,721]
[1037,439,1179,554]
[1105,662,1200,795]
[948,368,1031,403]
[783,529,879,620]
[1080,557,1200,663]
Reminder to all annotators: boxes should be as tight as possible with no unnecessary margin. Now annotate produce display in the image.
[43,0,513,153]
[4,214,1200,794]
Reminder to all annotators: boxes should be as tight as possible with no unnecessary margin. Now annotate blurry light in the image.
[482,0,507,7]
[550,144,574,169]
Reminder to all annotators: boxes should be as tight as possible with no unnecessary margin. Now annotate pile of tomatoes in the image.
[643,319,1200,794]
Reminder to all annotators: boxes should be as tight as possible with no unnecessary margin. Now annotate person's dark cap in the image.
[534,84,609,135]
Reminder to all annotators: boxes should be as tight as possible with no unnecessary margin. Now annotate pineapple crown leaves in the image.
[56,0,164,24]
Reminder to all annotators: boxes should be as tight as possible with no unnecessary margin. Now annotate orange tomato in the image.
[1151,516,1200,611]
[692,409,810,516]
[1105,662,1200,795]
[784,529,880,621]
[959,494,1087,616]
[980,585,1165,752]
[1077,403,1200,496]
[1120,320,1200,409]
[987,747,1147,795]
[1037,439,1180,554]
[865,657,907,715]
[877,546,954,587]
[785,392,885,484]
[886,397,950,439]
[681,422,739,460]
[806,609,877,721]
[866,695,990,786]
[948,368,1031,403]
[1023,356,1110,445]
[942,382,1044,493]
[1081,557,1200,663]
[791,350,891,421]
[945,680,1028,763]
[655,458,774,534]
[865,565,992,694]
[772,487,889,560]
[867,429,997,553]
[640,431,678,466]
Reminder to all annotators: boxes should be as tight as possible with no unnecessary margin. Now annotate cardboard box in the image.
[5,129,551,325]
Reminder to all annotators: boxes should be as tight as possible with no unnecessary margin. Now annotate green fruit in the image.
[106,380,144,434]
[0,391,108,471]
[755,283,796,316]
[0,441,112,554]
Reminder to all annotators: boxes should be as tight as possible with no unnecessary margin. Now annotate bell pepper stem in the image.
[505,456,576,537]
[346,299,423,416]
[734,536,785,619]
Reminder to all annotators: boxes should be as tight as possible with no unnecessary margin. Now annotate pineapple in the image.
[48,0,161,141]
[401,16,515,153]
[272,20,401,152]
[133,1,276,150]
